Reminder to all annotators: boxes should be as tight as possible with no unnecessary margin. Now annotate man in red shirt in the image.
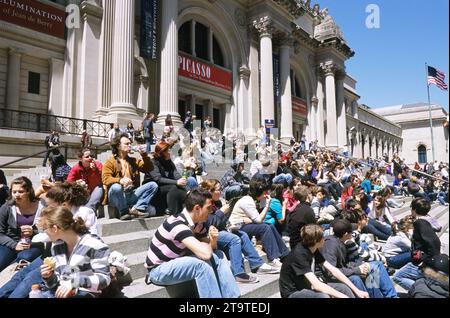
[67,148,103,212]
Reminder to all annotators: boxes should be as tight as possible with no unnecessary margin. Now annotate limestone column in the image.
[336,72,347,148]
[322,62,338,149]
[363,134,370,159]
[279,40,293,142]
[62,26,79,118]
[248,38,260,136]
[158,0,181,125]
[310,97,318,143]
[190,20,196,57]
[238,66,250,133]
[79,0,102,120]
[96,0,114,118]
[254,17,274,125]
[224,102,236,135]
[6,49,21,111]
[109,0,136,117]
[377,138,382,159]
[48,58,65,116]
[316,70,325,146]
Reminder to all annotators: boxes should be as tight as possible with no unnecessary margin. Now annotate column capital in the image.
[253,16,274,38]
[318,62,336,77]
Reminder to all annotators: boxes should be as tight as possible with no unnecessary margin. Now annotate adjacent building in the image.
[0,0,403,163]
[374,103,449,165]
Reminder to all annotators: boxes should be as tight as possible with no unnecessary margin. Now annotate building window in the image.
[290,70,303,99]
[179,20,226,68]
[418,145,427,164]
[28,72,40,95]
[178,22,191,54]
[195,22,208,61]
[213,37,224,67]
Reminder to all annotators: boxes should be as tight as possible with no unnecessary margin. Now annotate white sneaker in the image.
[267,258,283,268]
[256,263,280,274]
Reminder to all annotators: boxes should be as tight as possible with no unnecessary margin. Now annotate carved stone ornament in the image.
[314,12,345,42]
[253,16,273,38]
[319,62,336,76]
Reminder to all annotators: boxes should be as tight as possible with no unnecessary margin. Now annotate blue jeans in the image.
[365,261,397,298]
[0,257,43,298]
[392,262,423,290]
[273,174,293,186]
[387,198,403,208]
[386,252,412,269]
[108,182,158,216]
[437,192,448,205]
[186,177,198,191]
[0,245,42,272]
[217,230,263,276]
[348,261,397,298]
[148,250,240,298]
[366,219,392,241]
[240,223,289,262]
[85,186,104,212]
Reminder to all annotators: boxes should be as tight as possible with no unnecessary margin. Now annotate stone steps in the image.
[121,271,281,299]
[98,195,448,298]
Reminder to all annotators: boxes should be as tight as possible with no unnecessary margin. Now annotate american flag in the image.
[427,66,448,91]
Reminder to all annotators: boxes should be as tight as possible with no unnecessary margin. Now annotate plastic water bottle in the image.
[29,284,43,298]
[251,236,257,247]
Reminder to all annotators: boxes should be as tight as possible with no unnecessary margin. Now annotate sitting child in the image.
[342,209,386,264]
[382,215,414,269]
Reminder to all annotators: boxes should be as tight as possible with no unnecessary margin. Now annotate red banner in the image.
[178,53,232,92]
[0,0,65,39]
[292,96,307,118]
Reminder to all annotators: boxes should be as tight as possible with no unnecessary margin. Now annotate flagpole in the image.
[425,62,436,162]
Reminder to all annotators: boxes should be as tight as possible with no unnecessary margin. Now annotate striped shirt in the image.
[44,234,111,294]
[145,210,207,268]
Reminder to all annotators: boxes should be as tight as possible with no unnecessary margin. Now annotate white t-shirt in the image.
[229,196,261,226]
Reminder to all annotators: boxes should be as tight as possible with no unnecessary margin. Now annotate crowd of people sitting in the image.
[0,116,448,299]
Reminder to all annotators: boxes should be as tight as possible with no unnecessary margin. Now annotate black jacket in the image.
[144,158,182,186]
[411,219,441,266]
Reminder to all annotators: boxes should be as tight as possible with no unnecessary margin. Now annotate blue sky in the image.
[317,0,449,110]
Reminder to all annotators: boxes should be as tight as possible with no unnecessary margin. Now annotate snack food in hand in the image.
[44,257,56,269]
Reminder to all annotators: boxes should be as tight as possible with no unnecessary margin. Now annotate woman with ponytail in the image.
[39,206,110,298]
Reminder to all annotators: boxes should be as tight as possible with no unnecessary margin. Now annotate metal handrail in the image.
[0,108,113,138]
[0,141,111,169]
[0,146,60,169]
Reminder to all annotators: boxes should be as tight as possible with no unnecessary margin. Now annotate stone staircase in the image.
[97,192,449,298]
[99,215,280,298]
